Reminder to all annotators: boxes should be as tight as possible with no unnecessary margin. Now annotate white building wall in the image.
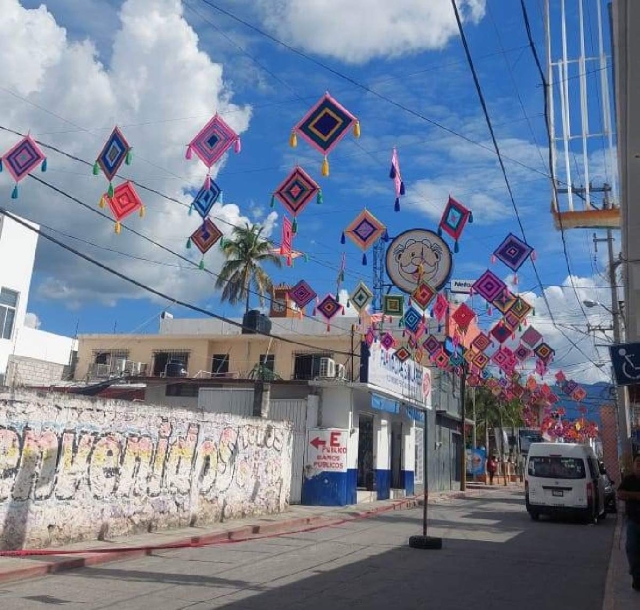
[0,214,38,377]
[403,421,415,474]
[374,416,391,472]
[13,327,76,364]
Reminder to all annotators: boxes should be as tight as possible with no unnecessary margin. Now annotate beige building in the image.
[75,287,361,384]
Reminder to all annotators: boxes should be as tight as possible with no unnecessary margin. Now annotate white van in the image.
[525,442,606,523]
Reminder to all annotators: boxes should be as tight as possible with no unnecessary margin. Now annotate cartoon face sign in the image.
[385,229,452,294]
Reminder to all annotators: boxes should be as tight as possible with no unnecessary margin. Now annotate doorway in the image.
[357,414,374,490]
[391,422,403,489]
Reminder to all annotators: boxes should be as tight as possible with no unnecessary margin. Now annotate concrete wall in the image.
[5,355,66,387]
[13,327,76,365]
[0,214,39,377]
[0,390,293,550]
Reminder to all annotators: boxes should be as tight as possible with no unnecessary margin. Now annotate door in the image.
[357,414,374,490]
[391,422,403,489]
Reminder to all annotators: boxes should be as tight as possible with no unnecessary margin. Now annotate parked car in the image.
[525,442,606,523]
[598,461,617,513]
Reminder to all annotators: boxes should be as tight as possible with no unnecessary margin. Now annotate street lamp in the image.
[583,299,614,315]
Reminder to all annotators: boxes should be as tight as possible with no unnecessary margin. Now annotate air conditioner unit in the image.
[335,363,346,380]
[319,357,336,379]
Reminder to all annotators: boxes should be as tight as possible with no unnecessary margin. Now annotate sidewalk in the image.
[0,487,494,586]
[603,513,639,609]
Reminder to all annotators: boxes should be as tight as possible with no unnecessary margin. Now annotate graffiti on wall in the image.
[0,392,293,550]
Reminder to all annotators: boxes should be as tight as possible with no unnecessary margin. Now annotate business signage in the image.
[306,429,348,473]
[450,279,474,294]
[363,343,431,407]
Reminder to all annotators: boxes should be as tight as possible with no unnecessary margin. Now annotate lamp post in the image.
[583,298,633,473]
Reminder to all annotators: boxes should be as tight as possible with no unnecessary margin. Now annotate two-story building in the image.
[0,213,77,386]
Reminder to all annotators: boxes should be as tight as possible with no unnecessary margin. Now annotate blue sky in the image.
[1,0,619,382]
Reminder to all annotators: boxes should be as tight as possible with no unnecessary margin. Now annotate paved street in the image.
[0,488,614,609]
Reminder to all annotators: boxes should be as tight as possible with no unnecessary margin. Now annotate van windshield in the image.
[528,456,586,479]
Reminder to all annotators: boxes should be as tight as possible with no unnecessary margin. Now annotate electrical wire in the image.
[0,206,358,356]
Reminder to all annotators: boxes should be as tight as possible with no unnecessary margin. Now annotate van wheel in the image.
[529,511,540,521]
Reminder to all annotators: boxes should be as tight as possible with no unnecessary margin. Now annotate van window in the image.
[528,456,586,479]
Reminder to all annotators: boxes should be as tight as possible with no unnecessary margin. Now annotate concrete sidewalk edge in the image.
[0,496,421,585]
[602,513,622,610]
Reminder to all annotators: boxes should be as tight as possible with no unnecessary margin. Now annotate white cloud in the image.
[254,0,486,64]
[23,312,42,329]
[0,0,267,310]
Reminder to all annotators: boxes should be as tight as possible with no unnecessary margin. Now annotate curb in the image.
[602,512,623,610]
[0,497,419,586]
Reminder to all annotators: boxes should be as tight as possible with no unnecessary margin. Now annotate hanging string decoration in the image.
[341,209,385,265]
[492,289,517,315]
[316,293,344,331]
[288,280,317,310]
[473,351,490,370]
[383,294,405,317]
[336,253,346,301]
[2,134,47,199]
[520,326,543,348]
[190,180,222,219]
[94,126,132,198]
[272,166,321,233]
[279,215,295,267]
[99,181,145,234]
[403,307,423,334]
[489,321,512,345]
[509,295,533,322]
[423,335,441,355]
[188,218,222,268]
[450,302,475,332]
[492,232,535,284]
[514,344,532,361]
[471,332,492,353]
[534,342,555,363]
[349,282,374,316]
[438,196,473,253]
[472,270,506,304]
[412,281,437,311]
[432,292,449,323]
[380,332,396,351]
[290,92,359,177]
[186,113,241,189]
[389,147,406,212]
[394,345,412,363]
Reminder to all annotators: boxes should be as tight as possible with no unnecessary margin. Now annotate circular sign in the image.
[385,229,453,294]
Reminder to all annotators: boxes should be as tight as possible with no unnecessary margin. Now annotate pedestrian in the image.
[617,454,640,591]
[487,455,498,486]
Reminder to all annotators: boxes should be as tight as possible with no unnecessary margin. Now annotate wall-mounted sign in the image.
[450,279,474,294]
[306,429,348,473]
[385,229,453,294]
[371,393,400,414]
[361,343,431,407]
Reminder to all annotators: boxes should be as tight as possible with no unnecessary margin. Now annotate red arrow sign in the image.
[310,437,326,450]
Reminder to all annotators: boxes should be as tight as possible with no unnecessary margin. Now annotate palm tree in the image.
[215,223,282,313]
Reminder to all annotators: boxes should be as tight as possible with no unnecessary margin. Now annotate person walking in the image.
[617,455,640,592]
[487,455,498,486]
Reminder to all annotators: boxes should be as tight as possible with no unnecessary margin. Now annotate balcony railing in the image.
[88,360,148,380]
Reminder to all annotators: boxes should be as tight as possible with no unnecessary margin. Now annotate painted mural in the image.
[0,390,293,550]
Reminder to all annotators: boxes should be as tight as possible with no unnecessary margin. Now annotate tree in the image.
[215,223,282,313]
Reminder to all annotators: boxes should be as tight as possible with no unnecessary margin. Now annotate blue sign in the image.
[466,448,486,475]
[371,393,400,414]
[403,404,425,423]
[609,342,640,386]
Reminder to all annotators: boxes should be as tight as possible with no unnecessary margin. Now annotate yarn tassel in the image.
[99,195,106,209]
[389,164,397,179]
[41,158,47,172]
[394,198,400,212]
[11,184,18,199]
[454,241,460,253]
[188,203,193,216]
[108,182,114,198]
[437,226,442,237]
[321,156,329,177]
[270,194,275,208]
[362,252,367,265]
[469,211,474,223]
[186,238,192,249]
[340,232,345,245]
[0,158,3,172]
[400,181,405,195]
[114,221,121,234]
[92,161,100,175]
[531,249,537,261]
[317,190,323,204]
[353,121,361,138]
[303,254,309,263]
[204,174,211,191]
[185,145,193,160]
[491,254,496,264]
[292,217,298,234]
[289,131,297,148]
[382,229,389,242]
[513,273,518,285]
[234,138,241,153]
[139,205,145,218]
[326,323,331,332]
[199,259,205,270]
[125,149,133,165]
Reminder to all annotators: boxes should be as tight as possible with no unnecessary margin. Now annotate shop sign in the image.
[306,429,348,473]
[371,393,400,414]
[403,404,425,423]
[365,343,431,407]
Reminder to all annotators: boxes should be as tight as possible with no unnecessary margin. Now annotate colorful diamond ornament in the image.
[316,293,344,331]
[403,307,423,334]
[289,280,317,310]
[99,181,145,234]
[272,166,321,233]
[188,218,223,268]
[1,134,47,198]
[95,126,131,185]
[349,282,374,314]
[190,181,221,219]
[438,196,473,253]
[341,209,386,265]
[186,113,240,169]
[493,232,535,283]
[473,270,507,303]
[412,281,437,310]
[290,92,359,177]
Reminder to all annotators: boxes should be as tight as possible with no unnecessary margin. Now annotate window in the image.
[259,354,275,372]
[94,350,129,365]
[211,354,229,376]
[0,288,18,340]
[527,456,586,479]
[152,351,190,376]
[293,353,333,380]
[165,383,199,397]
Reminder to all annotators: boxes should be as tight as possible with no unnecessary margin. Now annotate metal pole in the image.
[472,386,477,482]
[422,415,429,537]
[460,364,467,492]
[607,228,633,471]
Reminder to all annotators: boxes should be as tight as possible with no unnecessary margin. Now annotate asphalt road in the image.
[0,488,614,610]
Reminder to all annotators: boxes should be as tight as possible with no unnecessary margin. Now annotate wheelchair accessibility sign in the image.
[609,342,640,386]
